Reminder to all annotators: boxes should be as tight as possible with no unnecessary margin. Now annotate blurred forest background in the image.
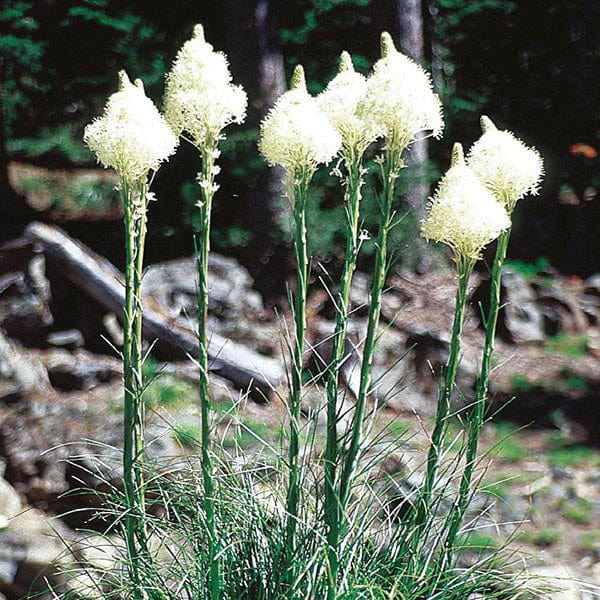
[1,0,599,300]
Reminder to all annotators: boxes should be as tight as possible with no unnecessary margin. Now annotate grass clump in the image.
[172,423,202,449]
[518,528,562,548]
[544,333,588,358]
[576,531,600,554]
[491,423,529,463]
[561,497,592,525]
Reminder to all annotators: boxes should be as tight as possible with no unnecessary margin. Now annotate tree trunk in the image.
[374,0,430,214]
[222,0,288,301]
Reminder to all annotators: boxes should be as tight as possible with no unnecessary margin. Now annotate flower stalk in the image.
[84,71,177,599]
[121,180,151,599]
[415,142,510,548]
[322,146,363,597]
[443,116,543,560]
[337,142,403,519]
[285,164,311,559]
[196,141,221,600]
[337,30,444,536]
[164,25,248,599]
[315,51,381,598]
[443,228,509,557]
[259,65,341,581]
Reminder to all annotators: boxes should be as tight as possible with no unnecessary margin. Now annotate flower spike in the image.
[84,71,178,185]
[422,143,511,261]
[467,115,544,212]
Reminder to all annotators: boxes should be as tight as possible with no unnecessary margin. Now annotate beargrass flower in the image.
[467,116,544,213]
[421,143,510,261]
[259,65,342,177]
[164,24,247,147]
[84,71,178,185]
[317,51,380,153]
[358,32,443,152]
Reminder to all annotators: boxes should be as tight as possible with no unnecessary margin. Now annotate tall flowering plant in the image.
[84,71,178,599]
[259,64,341,579]
[418,143,510,541]
[411,144,510,564]
[441,118,544,560]
[163,24,247,600]
[317,51,381,598]
[338,31,444,536]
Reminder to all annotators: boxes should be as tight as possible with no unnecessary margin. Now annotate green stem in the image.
[196,143,221,600]
[444,229,510,556]
[324,147,364,599]
[122,180,150,600]
[284,165,312,581]
[338,145,403,520]
[413,255,475,542]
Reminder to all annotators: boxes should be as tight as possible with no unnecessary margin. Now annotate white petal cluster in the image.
[421,144,511,261]
[259,65,342,176]
[317,52,380,153]
[358,32,443,152]
[164,24,247,147]
[84,72,178,184]
[467,116,544,213]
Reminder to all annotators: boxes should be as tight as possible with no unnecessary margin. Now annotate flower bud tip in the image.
[480,115,497,134]
[380,32,397,58]
[291,65,307,92]
[118,71,131,91]
[192,24,205,42]
[339,51,354,73]
[451,143,465,167]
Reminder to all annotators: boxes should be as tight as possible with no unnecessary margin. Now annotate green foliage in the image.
[482,475,515,501]
[545,432,597,467]
[492,423,529,462]
[221,417,274,450]
[518,528,561,548]
[577,531,600,554]
[458,531,500,553]
[0,1,45,129]
[172,423,202,449]
[561,496,592,525]
[8,124,90,164]
[544,333,588,358]
[504,256,550,281]
[142,361,196,409]
[9,161,119,212]
[508,373,536,392]
[386,419,411,439]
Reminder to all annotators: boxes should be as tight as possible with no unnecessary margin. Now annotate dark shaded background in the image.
[2,0,599,299]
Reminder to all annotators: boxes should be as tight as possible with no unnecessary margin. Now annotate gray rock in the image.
[142,254,280,358]
[473,268,545,344]
[0,477,21,525]
[142,254,263,321]
[0,507,74,594]
[46,328,85,350]
[41,348,121,391]
[0,257,53,346]
[0,331,50,401]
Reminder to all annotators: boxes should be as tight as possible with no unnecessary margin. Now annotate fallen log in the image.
[20,222,284,398]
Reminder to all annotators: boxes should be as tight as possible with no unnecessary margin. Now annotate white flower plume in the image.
[259,65,342,176]
[84,71,178,185]
[421,143,511,261]
[317,51,380,153]
[467,115,544,213]
[164,24,247,147]
[358,32,443,152]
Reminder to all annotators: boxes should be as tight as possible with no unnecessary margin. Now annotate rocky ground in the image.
[0,225,600,598]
